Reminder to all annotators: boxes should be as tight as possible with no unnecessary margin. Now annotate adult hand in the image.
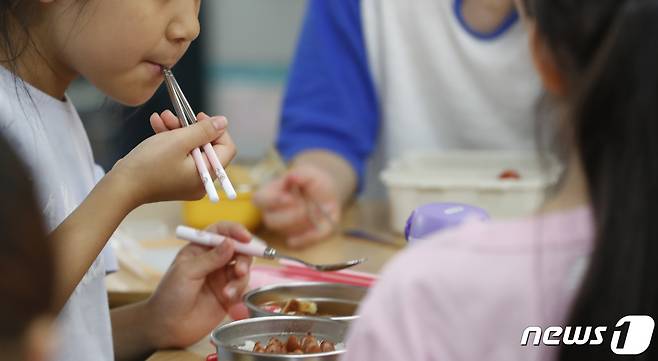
[254,164,340,248]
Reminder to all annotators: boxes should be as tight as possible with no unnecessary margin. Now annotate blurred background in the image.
[69,0,306,170]
[68,0,553,237]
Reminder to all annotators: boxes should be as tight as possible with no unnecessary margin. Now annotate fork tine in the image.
[319,258,367,271]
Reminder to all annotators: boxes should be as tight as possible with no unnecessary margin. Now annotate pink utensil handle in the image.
[175,225,268,257]
[191,147,219,203]
[277,266,375,287]
[201,143,237,199]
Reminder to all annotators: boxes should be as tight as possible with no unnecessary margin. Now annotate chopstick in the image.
[163,69,218,203]
[276,265,376,287]
[168,70,237,200]
[163,68,237,202]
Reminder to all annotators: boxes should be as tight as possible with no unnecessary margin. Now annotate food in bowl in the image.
[244,282,367,322]
[258,298,358,318]
[213,316,347,360]
[242,332,337,354]
[261,298,321,316]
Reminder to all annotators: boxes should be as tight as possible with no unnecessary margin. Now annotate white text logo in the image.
[521,315,654,355]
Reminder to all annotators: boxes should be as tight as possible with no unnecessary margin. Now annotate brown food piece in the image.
[498,169,521,180]
[265,343,285,354]
[282,298,301,313]
[267,337,284,347]
[305,343,322,353]
[265,337,286,353]
[280,298,319,315]
[320,340,336,352]
[252,341,266,353]
[251,334,333,355]
[300,332,318,352]
[286,335,300,352]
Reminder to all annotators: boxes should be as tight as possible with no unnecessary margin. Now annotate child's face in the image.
[49,0,201,106]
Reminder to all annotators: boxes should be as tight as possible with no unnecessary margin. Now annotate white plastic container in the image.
[380,151,561,233]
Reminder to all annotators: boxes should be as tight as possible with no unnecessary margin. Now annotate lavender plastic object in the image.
[405,203,489,244]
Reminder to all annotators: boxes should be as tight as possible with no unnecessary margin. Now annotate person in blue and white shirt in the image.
[255,0,540,247]
[254,0,541,248]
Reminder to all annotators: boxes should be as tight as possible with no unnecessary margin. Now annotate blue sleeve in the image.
[276,0,379,192]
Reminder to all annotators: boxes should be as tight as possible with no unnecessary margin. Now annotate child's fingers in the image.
[204,222,252,244]
[184,239,235,280]
[234,254,252,277]
[149,109,182,134]
[150,112,168,133]
[161,109,184,130]
[192,114,235,173]
[227,302,250,320]
[174,117,228,152]
[223,273,250,304]
[196,113,231,146]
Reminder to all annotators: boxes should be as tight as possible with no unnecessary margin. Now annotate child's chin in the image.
[115,89,157,107]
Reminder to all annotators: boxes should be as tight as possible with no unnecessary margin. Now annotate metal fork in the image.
[176,226,366,272]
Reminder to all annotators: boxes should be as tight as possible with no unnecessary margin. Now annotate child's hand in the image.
[144,222,253,349]
[110,115,236,204]
[149,109,216,134]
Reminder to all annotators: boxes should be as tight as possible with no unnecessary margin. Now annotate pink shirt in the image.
[343,207,593,361]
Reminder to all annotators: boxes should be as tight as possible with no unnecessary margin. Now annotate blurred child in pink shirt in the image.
[344,0,658,360]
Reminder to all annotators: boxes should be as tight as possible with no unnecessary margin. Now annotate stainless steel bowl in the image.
[243,282,367,322]
[211,316,348,360]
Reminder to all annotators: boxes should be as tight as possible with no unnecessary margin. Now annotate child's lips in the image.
[144,61,166,75]
[145,58,178,77]
[148,59,177,69]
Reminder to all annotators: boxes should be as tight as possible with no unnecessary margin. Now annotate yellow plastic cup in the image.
[182,186,262,231]
[182,166,262,231]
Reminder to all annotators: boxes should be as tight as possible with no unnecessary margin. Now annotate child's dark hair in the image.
[526,0,658,359]
[0,133,54,352]
[0,1,88,71]
[0,1,37,71]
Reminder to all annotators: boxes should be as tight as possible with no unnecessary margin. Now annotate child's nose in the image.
[166,10,201,43]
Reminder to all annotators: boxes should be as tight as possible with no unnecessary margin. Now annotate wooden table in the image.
[108,201,404,360]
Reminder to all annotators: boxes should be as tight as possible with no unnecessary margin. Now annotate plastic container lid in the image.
[405,202,489,243]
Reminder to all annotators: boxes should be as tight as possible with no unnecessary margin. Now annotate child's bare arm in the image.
[49,117,234,309]
[49,171,139,309]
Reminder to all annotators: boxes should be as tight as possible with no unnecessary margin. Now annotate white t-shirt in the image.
[0,66,115,361]
[362,0,541,194]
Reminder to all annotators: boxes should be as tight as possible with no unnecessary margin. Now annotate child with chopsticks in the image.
[0,1,252,360]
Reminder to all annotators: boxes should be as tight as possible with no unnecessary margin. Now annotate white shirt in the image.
[362,0,541,194]
[0,66,115,361]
